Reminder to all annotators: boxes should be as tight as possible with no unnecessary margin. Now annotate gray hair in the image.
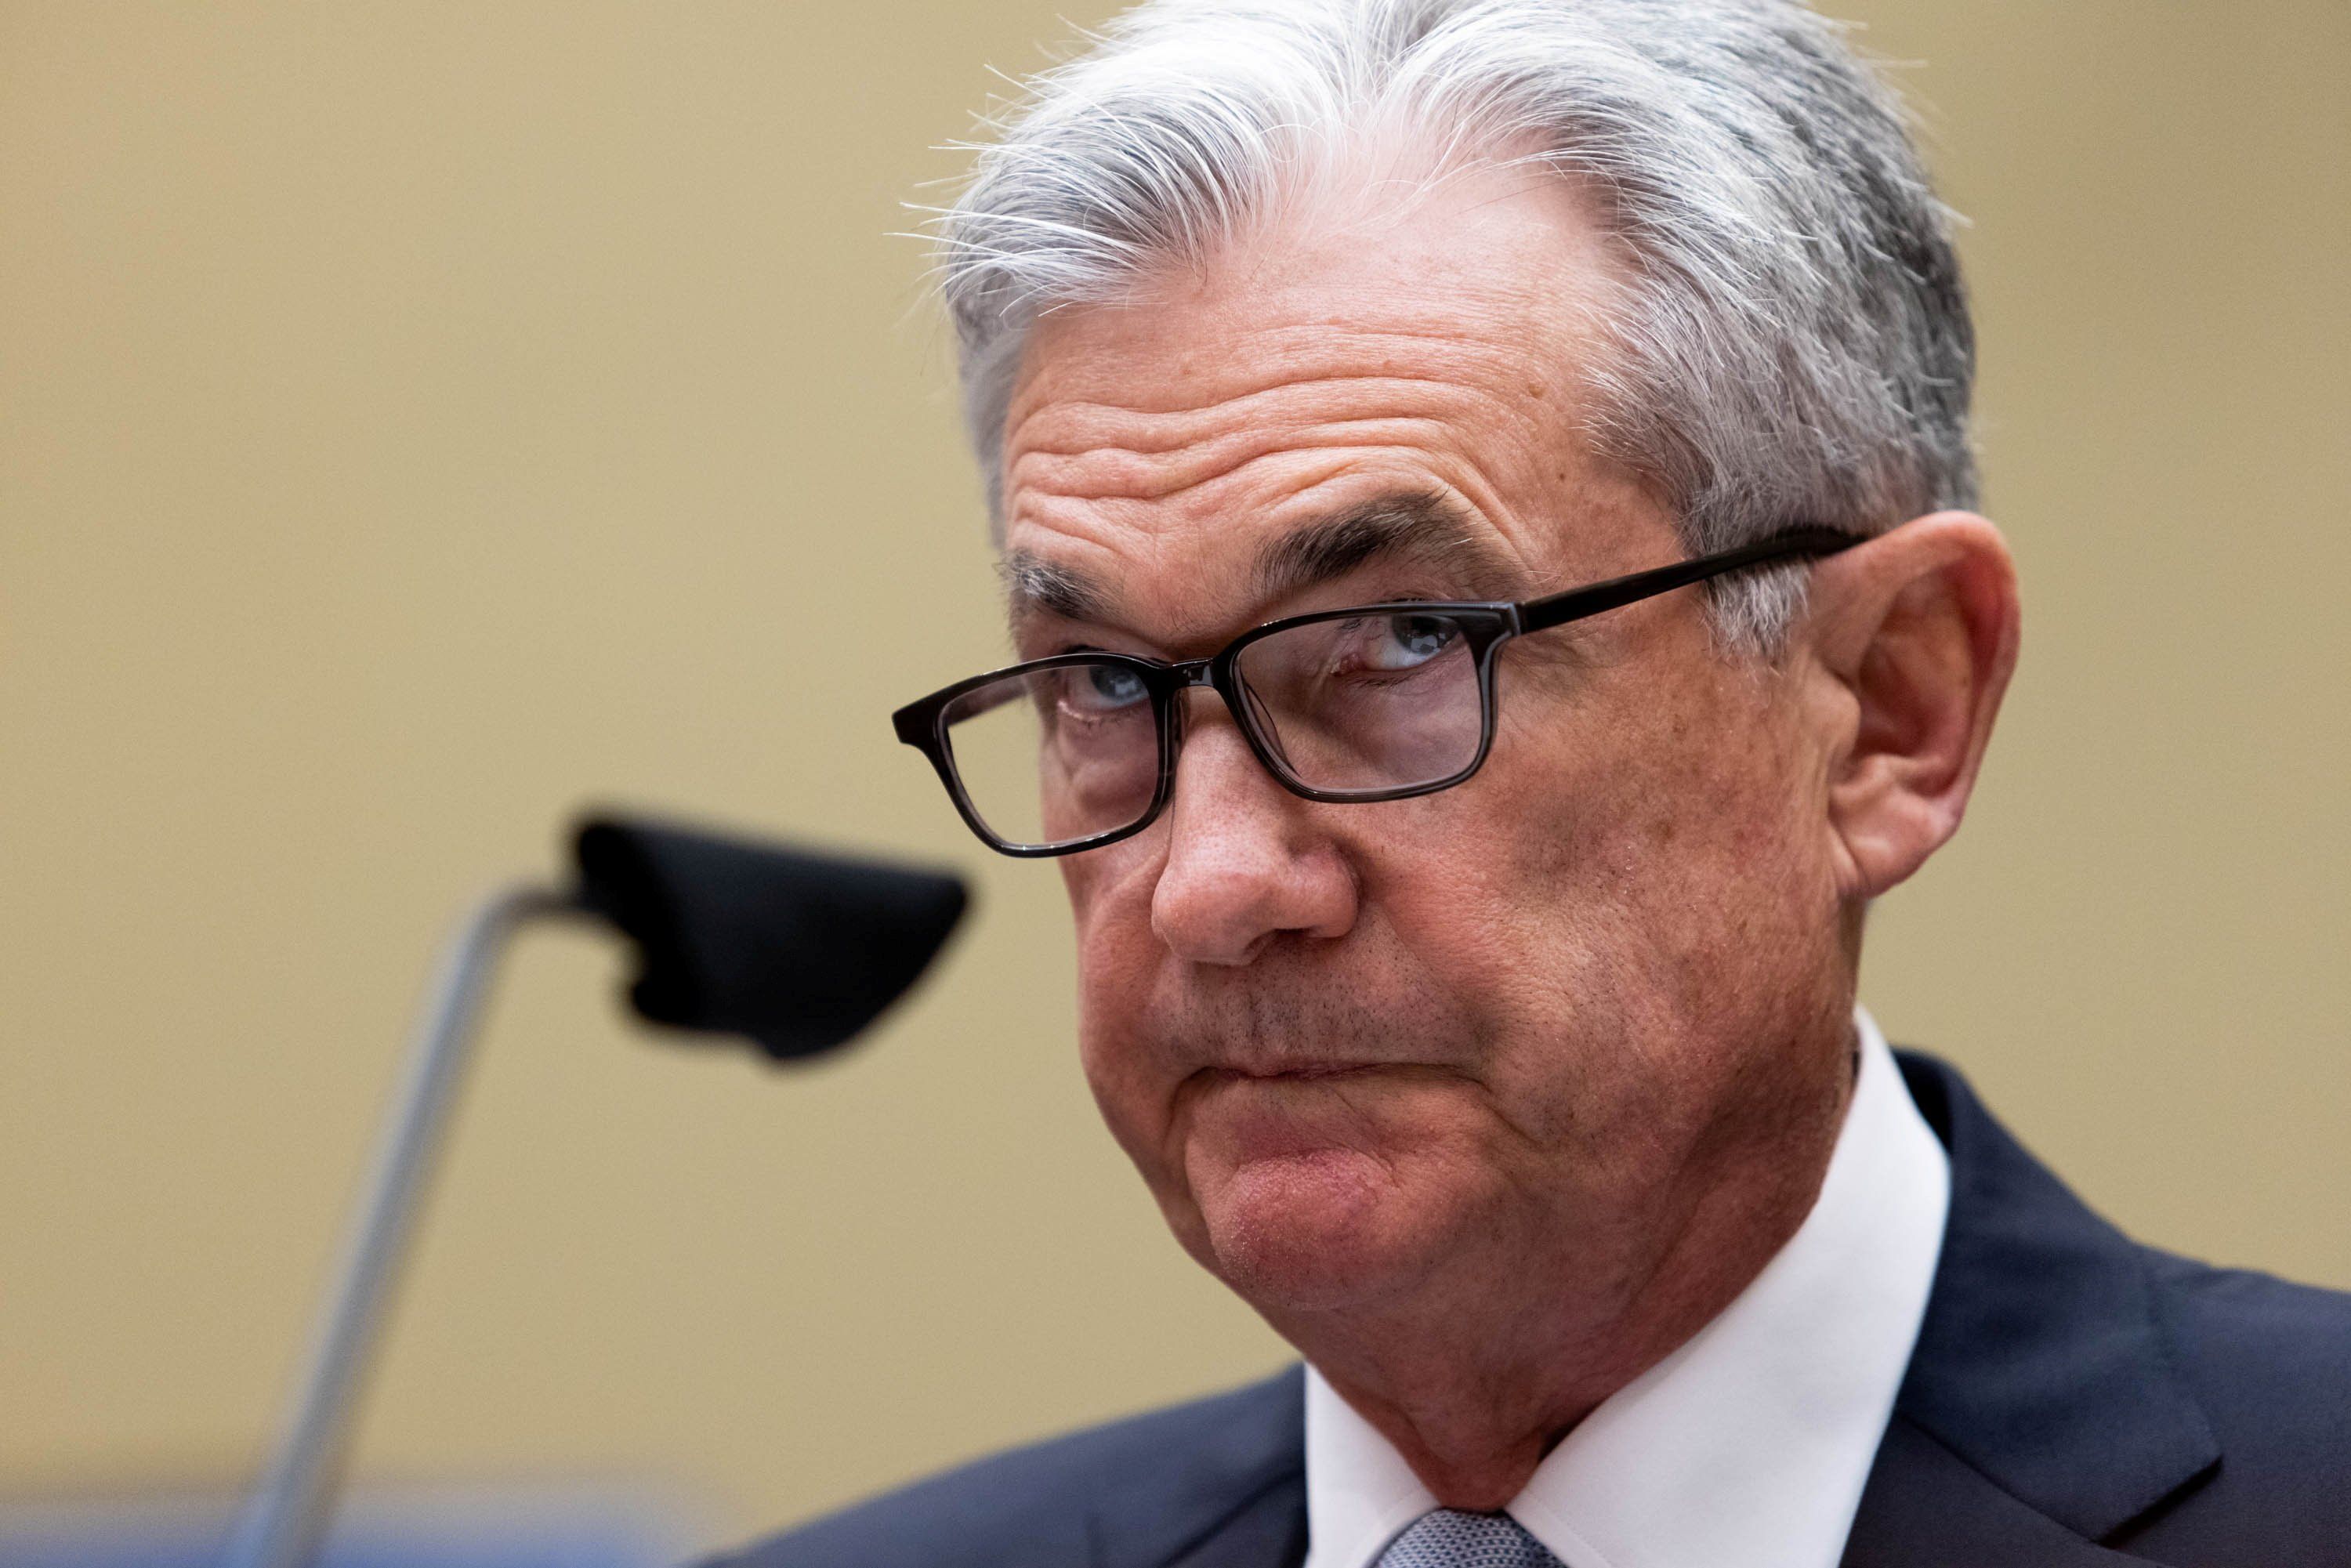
[933,0,1976,646]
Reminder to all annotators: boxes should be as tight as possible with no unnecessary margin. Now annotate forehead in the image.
[997,163,1655,638]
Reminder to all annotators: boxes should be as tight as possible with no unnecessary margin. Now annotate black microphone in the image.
[225,813,969,1568]
[574,813,969,1061]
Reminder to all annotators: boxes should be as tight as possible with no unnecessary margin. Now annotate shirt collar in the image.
[1303,1007,1951,1568]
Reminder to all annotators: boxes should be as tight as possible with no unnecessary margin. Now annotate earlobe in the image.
[1811,512,2020,899]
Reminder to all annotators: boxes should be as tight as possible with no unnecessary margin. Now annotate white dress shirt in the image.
[1302,1008,1950,1568]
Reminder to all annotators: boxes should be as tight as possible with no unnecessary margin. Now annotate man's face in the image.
[997,168,1857,1327]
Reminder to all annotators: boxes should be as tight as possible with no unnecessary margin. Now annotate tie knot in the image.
[1374,1508,1563,1567]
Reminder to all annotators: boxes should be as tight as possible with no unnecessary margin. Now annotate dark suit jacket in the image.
[705,1054,2351,1566]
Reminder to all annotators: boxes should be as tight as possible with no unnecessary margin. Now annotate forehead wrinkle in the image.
[1006,383,1522,512]
[1006,303,1559,443]
[1008,316,1554,446]
[1011,325,1531,434]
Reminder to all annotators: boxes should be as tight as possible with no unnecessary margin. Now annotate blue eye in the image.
[1367,614,1462,670]
[1078,663,1149,709]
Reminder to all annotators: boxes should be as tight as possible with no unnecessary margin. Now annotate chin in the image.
[1194,1147,1447,1313]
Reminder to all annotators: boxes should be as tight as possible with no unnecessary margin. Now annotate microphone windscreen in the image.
[572,813,969,1061]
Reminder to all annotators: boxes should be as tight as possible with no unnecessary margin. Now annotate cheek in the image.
[1552,685,1846,1134]
[1624,695,1836,951]
[1340,803,1603,1119]
[1387,666,1836,1115]
[1501,643,1828,921]
[1063,846,1184,1155]
[1060,835,1159,1009]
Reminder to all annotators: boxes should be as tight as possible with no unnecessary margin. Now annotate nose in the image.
[1149,699,1358,966]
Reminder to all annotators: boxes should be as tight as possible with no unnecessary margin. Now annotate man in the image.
[710,1,2350,1563]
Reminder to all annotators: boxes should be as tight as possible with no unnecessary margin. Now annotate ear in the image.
[1802,512,2020,900]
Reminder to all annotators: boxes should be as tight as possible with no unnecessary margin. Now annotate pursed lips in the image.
[1219,1061,1369,1078]
[1194,1060,1430,1088]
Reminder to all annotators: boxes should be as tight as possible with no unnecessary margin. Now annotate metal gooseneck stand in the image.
[219,815,969,1568]
[221,885,584,1568]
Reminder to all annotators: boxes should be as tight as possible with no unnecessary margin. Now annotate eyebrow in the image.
[999,551,1107,625]
[999,490,1522,635]
[1252,491,1521,605]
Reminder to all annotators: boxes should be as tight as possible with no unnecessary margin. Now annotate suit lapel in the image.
[1089,1365,1308,1568]
[1161,1476,1308,1568]
[1843,1056,2222,1563]
[1842,1418,2146,1566]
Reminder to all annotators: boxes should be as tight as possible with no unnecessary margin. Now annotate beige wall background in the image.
[3,0,2346,1556]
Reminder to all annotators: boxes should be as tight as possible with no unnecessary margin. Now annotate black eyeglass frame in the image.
[892,526,1863,857]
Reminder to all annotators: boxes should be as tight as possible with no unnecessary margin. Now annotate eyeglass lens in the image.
[942,663,1161,849]
[939,610,1487,849]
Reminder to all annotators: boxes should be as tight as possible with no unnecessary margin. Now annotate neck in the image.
[1281,1051,1855,1510]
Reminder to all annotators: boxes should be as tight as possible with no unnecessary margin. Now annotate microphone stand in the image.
[219,883,586,1568]
[217,812,967,1568]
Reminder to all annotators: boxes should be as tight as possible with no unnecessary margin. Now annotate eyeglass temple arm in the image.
[1514,527,1863,635]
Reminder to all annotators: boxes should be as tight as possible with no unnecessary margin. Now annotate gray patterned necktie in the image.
[1373,1508,1565,1566]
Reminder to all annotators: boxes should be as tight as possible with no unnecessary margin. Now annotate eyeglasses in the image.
[893,527,1860,857]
